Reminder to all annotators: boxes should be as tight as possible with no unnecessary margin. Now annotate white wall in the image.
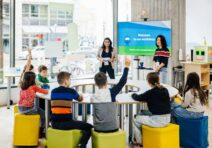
[186,0,212,54]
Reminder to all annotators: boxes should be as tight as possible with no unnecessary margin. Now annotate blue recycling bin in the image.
[176,116,208,148]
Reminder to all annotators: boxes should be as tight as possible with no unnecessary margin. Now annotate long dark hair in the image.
[20,72,36,90]
[20,64,34,84]
[156,35,167,49]
[184,72,207,105]
[147,72,164,89]
[101,37,113,52]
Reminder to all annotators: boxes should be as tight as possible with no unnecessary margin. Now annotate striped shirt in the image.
[51,86,79,121]
[153,48,170,68]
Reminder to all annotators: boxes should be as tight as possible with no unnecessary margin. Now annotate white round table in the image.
[36,79,178,138]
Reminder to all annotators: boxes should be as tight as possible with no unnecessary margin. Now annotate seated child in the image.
[171,72,207,119]
[51,72,93,148]
[19,48,42,86]
[37,65,49,110]
[91,58,131,132]
[20,48,33,83]
[18,72,48,137]
[37,65,49,84]
[131,72,171,144]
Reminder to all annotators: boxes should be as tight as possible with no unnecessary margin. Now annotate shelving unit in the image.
[182,62,210,105]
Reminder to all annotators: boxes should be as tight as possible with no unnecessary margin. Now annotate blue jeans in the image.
[171,102,204,119]
[18,98,45,128]
[159,67,168,84]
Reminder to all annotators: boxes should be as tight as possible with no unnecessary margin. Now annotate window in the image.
[58,11,65,19]
[50,10,73,26]
[22,4,29,14]
[22,4,48,26]
[2,0,132,85]
[1,1,10,84]
[3,3,9,14]
[31,5,39,17]
[12,0,113,82]
[66,12,72,19]
[40,5,48,17]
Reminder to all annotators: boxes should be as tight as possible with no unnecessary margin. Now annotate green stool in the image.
[92,129,126,148]
[47,128,82,148]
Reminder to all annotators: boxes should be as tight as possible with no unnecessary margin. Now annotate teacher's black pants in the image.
[51,120,93,147]
[100,66,115,79]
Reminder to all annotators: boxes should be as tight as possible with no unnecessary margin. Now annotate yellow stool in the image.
[92,129,126,148]
[13,104,18,114]
[174,97,182,104]
[13,113,40,146]
[47,128,82,148]
[142,124,179,148]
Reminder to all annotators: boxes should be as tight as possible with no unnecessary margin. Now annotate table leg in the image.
[82,85,86,93]
[125,86,129,117]
[74,103,78,120]
[125,104,129,117]
[72,103,75,120]
[125,85,129,93]
[119,104,124,129]
[7,77,11,109]
[45,99,49,138]
[76,86,79,91]
[72,103,79,120]
[128,104,133,143]
[92,84,95,93]
[82,104,87,122]
[136,104,140,114]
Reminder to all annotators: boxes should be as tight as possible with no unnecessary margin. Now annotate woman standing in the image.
[153,35,170,84]
[97,37,116,79]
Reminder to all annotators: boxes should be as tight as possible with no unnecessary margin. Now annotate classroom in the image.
[0,0,211,148]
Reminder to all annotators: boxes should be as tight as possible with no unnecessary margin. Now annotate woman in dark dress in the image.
[97,38,116,79]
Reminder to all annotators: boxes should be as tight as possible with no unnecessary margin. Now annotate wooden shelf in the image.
[201,70,210,74]
[201,83,209,87]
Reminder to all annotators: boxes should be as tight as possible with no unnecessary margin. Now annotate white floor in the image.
[0,103,211,148]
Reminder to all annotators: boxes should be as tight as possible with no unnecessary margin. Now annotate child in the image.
[37,65,49,110]
[18,72,48,136]
[51,72,93,148]
[37,65,49,84]
[91,58,131,132]
[20,48,33,83]
[171,72,207,119]
[19,48,42,86]
[131,72,171,144]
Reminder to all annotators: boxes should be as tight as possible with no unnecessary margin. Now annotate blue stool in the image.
[176,116,208,148]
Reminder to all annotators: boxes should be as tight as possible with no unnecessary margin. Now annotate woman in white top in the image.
[171,72,208,119]
[97,38,116,79]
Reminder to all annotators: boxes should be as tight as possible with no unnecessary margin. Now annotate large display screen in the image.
[118,21,171,56]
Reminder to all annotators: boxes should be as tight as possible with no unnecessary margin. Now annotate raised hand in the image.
[125,57,131,68]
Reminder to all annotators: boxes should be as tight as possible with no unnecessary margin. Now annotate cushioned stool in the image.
[142,124,179,148]
[13,113,40,146]
[47,128,82,148]
[13,104,18,114]
[92,129,126,148]
[174,97,182,104]
[176,116,208,148]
